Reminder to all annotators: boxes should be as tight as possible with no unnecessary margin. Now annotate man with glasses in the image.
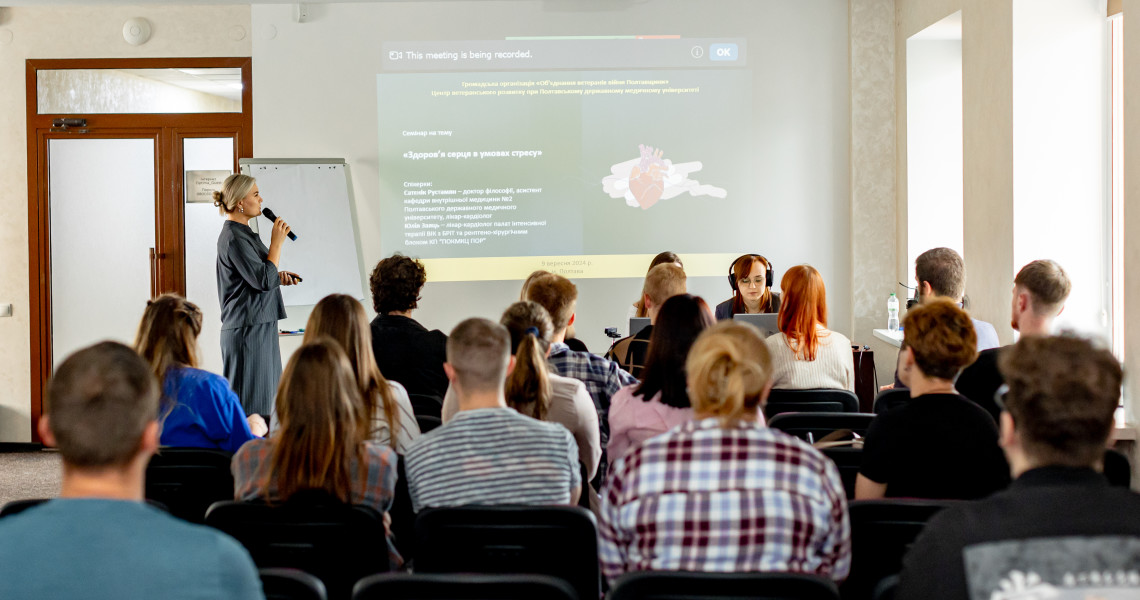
[897,334,1140,600]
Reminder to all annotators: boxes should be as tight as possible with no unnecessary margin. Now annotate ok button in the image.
[710,43,738,61]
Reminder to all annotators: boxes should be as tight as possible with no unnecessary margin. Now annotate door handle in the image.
[149,248,167,297]
[149,248,156,298]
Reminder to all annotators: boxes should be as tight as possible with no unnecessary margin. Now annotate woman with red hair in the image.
[764,265,854,391]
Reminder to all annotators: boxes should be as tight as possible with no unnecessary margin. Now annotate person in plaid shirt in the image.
[525,273,638,450]
[598,320,850,584]
[232,338,401,568]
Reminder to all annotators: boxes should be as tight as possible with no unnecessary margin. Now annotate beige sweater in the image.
[764,329,855,392]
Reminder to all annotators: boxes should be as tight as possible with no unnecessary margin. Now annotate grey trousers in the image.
[221,322,282,418]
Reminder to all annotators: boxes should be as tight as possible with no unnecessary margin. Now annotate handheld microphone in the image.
[261,207,297,241]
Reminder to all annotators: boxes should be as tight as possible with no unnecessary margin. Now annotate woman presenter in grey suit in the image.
[212,174,301,419]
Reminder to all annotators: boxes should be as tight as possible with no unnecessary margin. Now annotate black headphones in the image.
[727,254,774,292]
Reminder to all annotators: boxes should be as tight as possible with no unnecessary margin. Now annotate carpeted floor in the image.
[0,450,61,507]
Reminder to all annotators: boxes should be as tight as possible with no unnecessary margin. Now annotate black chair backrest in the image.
[765,389,860,419]
[389,455,416,562]
[205,494,389,600]
[767,412,876,443]
[872,574,899,600]
[414,505,599,600]
[415,414,442,434]
[353,573,578,600]
[818,446,862,500]
[408,394,443,419]
[842,499,958,600]
[608,571,840,600]
[260,568,328,600]
[872,389,910,416]
[0,498,47,518]
[577,462,590,509]
[1105,448,1132,488]
[145,447,234,523]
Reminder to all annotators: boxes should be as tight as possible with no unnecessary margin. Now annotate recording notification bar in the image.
[380,38,748,72]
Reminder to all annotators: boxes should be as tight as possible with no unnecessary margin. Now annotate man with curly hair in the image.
[369,253,448,399]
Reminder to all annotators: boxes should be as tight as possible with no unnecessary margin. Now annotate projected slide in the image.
[377,38,752,279]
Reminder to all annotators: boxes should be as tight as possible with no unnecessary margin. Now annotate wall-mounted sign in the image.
[185,170,231,203]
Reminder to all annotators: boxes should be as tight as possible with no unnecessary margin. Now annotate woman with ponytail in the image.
[598,320,851,585]
[134,293,267,453]
[441,301,601,479]
[304,294,420,454]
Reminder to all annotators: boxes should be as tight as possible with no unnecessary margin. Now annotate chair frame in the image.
[352,573,578,600]
[259,567,328,600]
[205,496,390,600]
[413,505,599,600]
[145,446,235,523]
[767,412,876,443]
[765,389,860,419]
[608,570,841,600]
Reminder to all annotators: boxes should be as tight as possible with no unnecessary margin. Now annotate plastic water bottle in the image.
[887,293,900,331]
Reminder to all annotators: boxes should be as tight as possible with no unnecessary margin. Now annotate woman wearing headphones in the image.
[714,254,781,320]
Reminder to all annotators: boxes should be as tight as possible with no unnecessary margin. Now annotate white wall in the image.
[1013,0,1110,342]
[906,36,963,273]
[250,0,853,351]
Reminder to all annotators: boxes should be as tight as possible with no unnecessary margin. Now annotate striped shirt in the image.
[598,417,851,584]
[404,407,581,513]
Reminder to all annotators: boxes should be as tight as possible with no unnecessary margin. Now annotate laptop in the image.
[628,317,651,337]
[732,313,780,338]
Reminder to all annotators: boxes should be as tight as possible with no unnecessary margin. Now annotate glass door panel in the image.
[49,138,156,368]
[183,137,236,374]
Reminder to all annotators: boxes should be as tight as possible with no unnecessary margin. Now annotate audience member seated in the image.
[369,253,448,399]
[714,254,781,320]
[599,320,850,585]
[304,294,420,454]
[607,294,714,460]
[526,273,637,460]
[232,338,400,568]
[518,269,552,301]
[134,294,265,452]
[627,251,683,321]
[956,259,1071,422]
[0,342,262,599]
[405,318,581,512]
[856,299,1010,500]
[898,335,1140,600]
[889,247,1000,389]
[608,263,687,377]
[441,301,601,480]
[765,265,855,392]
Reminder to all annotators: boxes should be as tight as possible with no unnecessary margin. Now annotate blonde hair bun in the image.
[685,321,772,422]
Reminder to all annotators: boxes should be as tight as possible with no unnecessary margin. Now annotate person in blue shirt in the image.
[0,341,263,600]
[135,294,267,453]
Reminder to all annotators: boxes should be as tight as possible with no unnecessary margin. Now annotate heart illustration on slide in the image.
[600,144,728,208]
[628,163,665,209]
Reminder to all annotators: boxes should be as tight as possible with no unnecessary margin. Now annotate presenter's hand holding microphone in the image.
[263,207,303,286]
